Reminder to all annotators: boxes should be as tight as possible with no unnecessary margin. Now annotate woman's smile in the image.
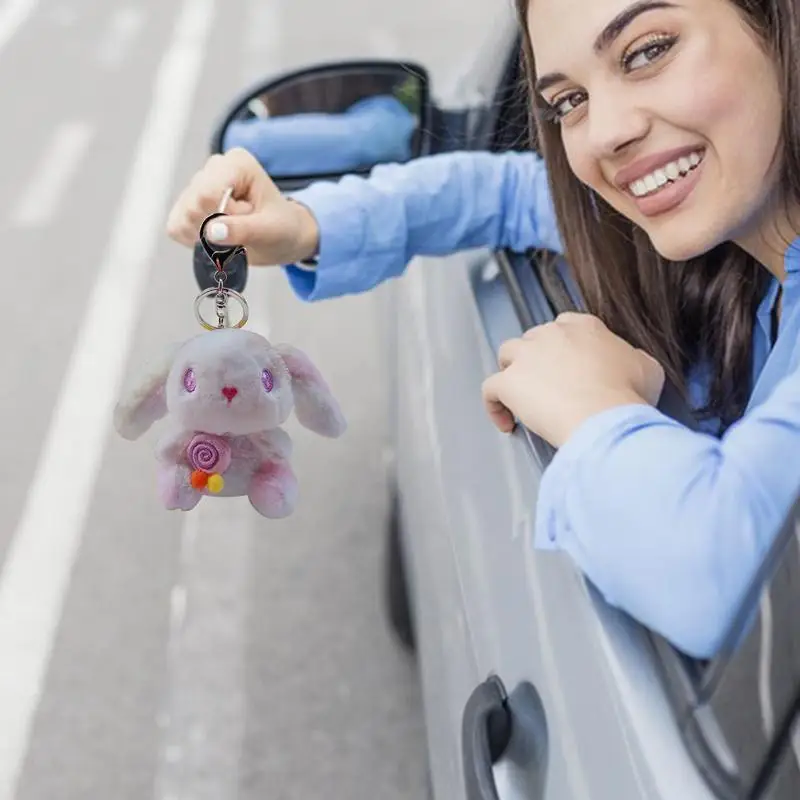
[619,147,706,217]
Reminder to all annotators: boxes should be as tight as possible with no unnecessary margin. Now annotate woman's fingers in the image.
[481,371,516,433]
[166,149,273,246]
[497,337,526,370]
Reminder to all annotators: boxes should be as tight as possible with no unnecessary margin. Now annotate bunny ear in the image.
[275,344,347,438]
[113,344,179,440]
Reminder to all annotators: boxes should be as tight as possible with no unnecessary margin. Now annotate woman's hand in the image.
[166,148,320,266]
[482,312,665,448]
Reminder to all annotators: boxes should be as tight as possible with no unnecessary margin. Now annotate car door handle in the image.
[462,675,512,800]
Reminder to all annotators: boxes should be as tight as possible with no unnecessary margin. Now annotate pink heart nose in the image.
[222,386,238,402]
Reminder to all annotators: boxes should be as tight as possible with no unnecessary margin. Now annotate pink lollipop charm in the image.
[186,434,232,474]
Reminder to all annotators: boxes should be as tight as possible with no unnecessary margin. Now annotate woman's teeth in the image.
[628,151,703,198]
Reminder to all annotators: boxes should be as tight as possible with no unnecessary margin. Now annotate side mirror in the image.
[210,60,433,190]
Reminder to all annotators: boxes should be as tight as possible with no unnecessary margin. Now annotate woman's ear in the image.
[275,344,347,438]
[113,344,179,440]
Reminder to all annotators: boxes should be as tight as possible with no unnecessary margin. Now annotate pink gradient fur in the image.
[113,329,346,518]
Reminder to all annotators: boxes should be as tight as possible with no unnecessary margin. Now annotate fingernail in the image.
[208,221,228,242]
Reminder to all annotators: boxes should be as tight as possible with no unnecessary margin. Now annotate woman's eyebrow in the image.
[535,72,568,95]
[534,0,676,95]
[594,0,676,53]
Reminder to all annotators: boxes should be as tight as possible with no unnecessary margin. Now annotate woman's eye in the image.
[262,368,274,393]
[546,90,588,123]
[622,35,677,72]
[540,34,676,125]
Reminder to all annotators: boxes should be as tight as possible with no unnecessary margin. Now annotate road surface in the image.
[0,0,495,798]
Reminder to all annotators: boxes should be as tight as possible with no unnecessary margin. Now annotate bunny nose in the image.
[222,386,238,402]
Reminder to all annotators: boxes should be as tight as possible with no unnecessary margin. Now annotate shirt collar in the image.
[785,236,800,274]
[755,236,800,323]
[756,273,780,331]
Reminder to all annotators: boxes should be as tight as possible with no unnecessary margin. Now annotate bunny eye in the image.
[261,368,274,393]
[183,367,197,393]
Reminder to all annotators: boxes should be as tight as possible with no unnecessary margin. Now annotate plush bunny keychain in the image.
[113,190,346,518]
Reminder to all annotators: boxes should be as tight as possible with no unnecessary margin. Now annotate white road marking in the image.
[10,121,95,228]
[0,0,217,796]
[0,0,39,54]
[96,7,147,68]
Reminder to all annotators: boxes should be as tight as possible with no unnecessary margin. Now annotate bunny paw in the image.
[158,464,201,511]
[248,461,298,518]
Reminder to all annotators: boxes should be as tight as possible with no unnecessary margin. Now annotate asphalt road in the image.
[0,0,494,798]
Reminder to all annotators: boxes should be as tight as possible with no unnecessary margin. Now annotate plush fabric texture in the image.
[113,328,346,518]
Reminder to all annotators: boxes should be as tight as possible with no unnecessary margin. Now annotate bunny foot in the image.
[158,464,201,511]
[248,461,298,518]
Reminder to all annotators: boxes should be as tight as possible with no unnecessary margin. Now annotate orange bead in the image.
[191,469,209,489]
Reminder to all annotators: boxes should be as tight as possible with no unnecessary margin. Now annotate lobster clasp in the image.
[192,189,249,292]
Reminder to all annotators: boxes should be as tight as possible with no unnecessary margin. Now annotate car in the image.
[193,13,800,800]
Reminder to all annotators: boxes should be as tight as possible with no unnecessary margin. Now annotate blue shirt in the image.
[285,149,800,659]
[222,95,417,176]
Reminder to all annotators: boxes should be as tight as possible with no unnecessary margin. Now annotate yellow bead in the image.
[207,474,225,494]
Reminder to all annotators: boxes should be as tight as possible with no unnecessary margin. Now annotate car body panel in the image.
[393,255,482,796]
[395,227,724,796]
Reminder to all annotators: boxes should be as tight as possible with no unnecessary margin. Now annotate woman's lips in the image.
[629,157,705,218]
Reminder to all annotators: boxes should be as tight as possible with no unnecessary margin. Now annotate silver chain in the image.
[212,187,235,329]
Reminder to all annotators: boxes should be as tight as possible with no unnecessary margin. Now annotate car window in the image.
[758,715,800,800]
[482,35,800,800]
[682,498,800,798]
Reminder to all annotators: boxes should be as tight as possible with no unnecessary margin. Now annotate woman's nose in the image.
[587,91,650,157]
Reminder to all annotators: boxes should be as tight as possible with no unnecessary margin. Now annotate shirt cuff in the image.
[282,183,369,302]
[533,403,667,551]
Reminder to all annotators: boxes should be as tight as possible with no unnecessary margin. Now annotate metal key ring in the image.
[194,287,250,331]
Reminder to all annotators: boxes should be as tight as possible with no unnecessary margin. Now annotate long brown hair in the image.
[514,0,800,430]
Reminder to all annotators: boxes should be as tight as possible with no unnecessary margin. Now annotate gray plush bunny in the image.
[113,328,346,518]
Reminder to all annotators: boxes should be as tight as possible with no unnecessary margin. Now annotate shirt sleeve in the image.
[534,368,800,659]
[283,149,562,302]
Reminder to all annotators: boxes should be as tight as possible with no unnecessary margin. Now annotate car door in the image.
[396,20,800,800]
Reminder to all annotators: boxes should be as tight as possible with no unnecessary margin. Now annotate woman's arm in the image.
[284,149,561,301]
[534,369,800,659]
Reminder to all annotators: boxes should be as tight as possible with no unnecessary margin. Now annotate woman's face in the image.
[528,0,784,263]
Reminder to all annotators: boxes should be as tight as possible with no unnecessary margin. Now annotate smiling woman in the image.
[491,0,800,657]
[515,0,798,427]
